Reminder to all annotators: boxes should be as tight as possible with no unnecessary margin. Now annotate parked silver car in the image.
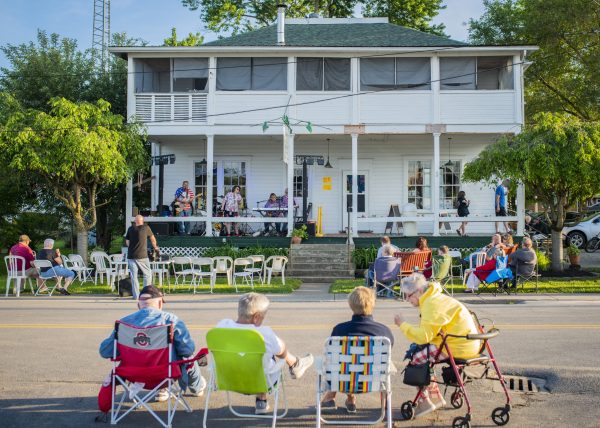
[563,213,600,248]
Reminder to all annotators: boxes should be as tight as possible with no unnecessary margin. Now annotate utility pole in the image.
[92,0,111,70]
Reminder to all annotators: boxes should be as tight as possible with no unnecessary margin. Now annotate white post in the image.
[125,178,133,231]
[517,181,525,236]
[206,134,214,234]
[127,56,135,121]
[432,132,441,236]
[287,134,295,236]
[351,133,358,237]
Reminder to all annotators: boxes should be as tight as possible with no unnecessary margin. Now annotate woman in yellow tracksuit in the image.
[394,273,480,418]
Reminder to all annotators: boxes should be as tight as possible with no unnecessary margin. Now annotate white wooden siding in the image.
[213,93,290,124]
[359,93,432,124]
[294,95,353,124]
[440,92,516,124]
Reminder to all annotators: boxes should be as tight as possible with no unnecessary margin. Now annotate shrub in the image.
[535,249,550,271]
[352,246,377,269]
[202,244,288,259]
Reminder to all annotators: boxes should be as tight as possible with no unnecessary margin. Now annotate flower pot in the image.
[568,254,580,266]
[291,236,302,244]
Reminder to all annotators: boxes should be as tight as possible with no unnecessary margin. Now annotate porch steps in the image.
[288,244,354,283]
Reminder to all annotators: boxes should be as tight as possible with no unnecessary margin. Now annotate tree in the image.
[180,0,446,35]
[468,0,600,121]
[163,27,205,46]
[0,97,147,259]
[462,113,600,271]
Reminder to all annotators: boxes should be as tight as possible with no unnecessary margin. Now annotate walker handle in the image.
[466,328,500,341]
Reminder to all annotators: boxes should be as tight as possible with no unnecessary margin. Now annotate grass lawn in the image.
[329,277,600,294]
[1,277,301,296]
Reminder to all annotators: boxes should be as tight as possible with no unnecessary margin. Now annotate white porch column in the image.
[517,182,525,235]
[206,134,214,233]
[286,134,295,236]
[432,132,441,236]
[127,56,135,121]
[351,133,358,237]
[125,178,133,231]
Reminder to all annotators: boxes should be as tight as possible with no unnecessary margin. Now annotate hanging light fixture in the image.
[324,138,333,168]
[444,136,453,167]
[199,138,207,165]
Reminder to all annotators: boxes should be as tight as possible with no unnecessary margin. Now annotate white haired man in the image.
[508,237,537,288]
[36,238,75,295]
[216,292,314,414]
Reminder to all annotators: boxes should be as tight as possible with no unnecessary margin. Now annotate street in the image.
[1,292,599,427]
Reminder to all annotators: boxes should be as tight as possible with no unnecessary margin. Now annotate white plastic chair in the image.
[108,254,129,282]
[4,255,35,297]
[191,257,215,293]
[63,254,93,284]
[448,250,464,282]
[233,257,254,291]
[91,251,116,287]
[264,256,288,285]
[463,251,487,285]
[213,256,233,286]
[172,256,195,288]
[151,259,172,290]
[316,336,394,428]
[245,255,265,284]
[31,260,60,296]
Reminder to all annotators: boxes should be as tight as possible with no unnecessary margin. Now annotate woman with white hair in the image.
[36,238,76,295]
[394,274,480,418]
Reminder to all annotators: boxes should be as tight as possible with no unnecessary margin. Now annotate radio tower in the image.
[92,0,111,70]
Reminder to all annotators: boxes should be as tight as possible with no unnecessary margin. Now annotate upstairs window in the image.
[217,57,287,91]
[360,57,431,91]
[296,58,351,91]
[173,58,208,92]
[440,57,513,90]
[135,58,170,93]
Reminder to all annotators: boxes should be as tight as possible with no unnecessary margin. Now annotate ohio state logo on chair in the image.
[133,332,151,347]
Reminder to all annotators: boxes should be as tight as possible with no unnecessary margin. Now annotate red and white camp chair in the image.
[109,321,208,428]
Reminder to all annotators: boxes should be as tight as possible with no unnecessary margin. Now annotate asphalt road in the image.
[1,292,599,427]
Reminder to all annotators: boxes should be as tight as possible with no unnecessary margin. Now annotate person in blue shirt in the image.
[99,286,206,401]
[320,286,394,413]
[495,179,512,234]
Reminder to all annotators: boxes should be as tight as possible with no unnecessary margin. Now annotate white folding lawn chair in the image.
[448,250,464,282]
[190,257,215,293]
[171,257,195,288]
[463,252,487,286]
[31,260,60,296]
[264,256,288,285]
[63,254,93,284]
[91,252,116,288]
[213,256,233,286]
[316,336,394,428]
[4,255,35,297]
[245,255,265,284]
[233,257,254,291]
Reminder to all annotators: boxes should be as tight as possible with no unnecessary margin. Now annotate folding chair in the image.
[64,254,93,284]
[316,336,394,428]
[203,328,288,428]
[372,257,401,298]
[213,256,234,286]
[476,256,513,296]
[109,321,208,428]
[31,260,60,296]
[462,252,487,286]
[190,257,215,293]
[233,257,254,291]
[91,252,116,288]
[447,250,463,282]
[515,259,540,293]
[171,257,195,287]
[394,251,432,278]
[4,255,35,297]
[246,255,265,284]
[432,254,453,295]
[264,256,288,285]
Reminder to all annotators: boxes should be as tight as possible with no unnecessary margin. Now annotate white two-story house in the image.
[111,13,534,237]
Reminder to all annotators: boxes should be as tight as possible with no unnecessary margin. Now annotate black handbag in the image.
[403,346,432,387]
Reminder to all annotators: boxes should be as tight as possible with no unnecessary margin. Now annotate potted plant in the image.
[567,243,581,267]
[291,225,308,244]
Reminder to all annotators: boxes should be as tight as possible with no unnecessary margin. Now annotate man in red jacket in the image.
[8,235,42,294]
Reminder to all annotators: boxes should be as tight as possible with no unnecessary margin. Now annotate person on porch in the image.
[221,185,242,236]
[495,179,512,234]
[262,193,282,236]
[174,180,195,235]
[279,188,296,236]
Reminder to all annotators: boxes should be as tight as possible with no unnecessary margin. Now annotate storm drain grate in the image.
[502,375,547,393]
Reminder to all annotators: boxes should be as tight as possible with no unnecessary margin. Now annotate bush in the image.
[535,249,550,271]
[352,246,377,269]
[202,245,288,259]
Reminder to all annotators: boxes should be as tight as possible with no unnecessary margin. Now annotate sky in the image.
[0,0,486,68]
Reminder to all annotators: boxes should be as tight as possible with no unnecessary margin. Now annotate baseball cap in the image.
[139,285,164,301]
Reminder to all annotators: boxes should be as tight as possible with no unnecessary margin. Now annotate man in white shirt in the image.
[216,292,314,414]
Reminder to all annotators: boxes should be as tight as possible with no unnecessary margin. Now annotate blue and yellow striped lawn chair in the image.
[316,336,394,427]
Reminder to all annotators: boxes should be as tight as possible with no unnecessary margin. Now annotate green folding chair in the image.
[203,328,288,428]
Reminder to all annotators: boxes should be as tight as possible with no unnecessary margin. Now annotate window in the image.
[222,161,247,201]
[195,161,247,209]
[293,167,303,198]
[360,57,430,91]
[216,57,287,91]
[440,57,514,90]
[173,58,208,92]
[194,161,217,210]
[407,161,431,210]
[296,58,351,91]
[440,161,461,209]
[134,58,170,93]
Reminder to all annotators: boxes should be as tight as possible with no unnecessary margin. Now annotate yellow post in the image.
[315,206,324,237]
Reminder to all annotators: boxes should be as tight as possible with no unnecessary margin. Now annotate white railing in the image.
[135,93,208,123]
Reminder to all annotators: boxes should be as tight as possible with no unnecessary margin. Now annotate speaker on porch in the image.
[150,222,173,236]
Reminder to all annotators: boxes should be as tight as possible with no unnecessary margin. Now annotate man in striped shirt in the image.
[174,181,194,235]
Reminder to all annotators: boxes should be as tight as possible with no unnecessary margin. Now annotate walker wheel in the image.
[451,390,464,409]
[452,416,471,428]
[492,406,510,426]
[400,401,414,420]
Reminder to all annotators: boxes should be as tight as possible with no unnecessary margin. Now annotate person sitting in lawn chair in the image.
[465,248,512,293]
[366,245,400,297]
[216,292,314,414]
[99,286,207,400]
[320,286,394,413]
[508,237,537,289]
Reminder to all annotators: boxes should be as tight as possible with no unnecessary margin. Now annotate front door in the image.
[342,171,368,231]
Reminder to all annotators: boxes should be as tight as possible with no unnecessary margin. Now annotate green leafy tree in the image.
[463,113,600,271]
[468,0,600,121]
[163,27,205,46]
[181,0,446,35]
[0,97,148,259]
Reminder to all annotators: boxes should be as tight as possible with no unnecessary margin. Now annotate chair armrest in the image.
[314,356,324,375]
[174,347,209,367]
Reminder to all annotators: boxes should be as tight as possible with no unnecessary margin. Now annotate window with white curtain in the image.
[440,57,514,90]
[296,58,351,91]
[134,58,170,93]
[407,160,432,210]
[172,58,209,92]
[360,57,431,91]
[439,160,461,209]
[217,57,287,91]
[476,57,514,90]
